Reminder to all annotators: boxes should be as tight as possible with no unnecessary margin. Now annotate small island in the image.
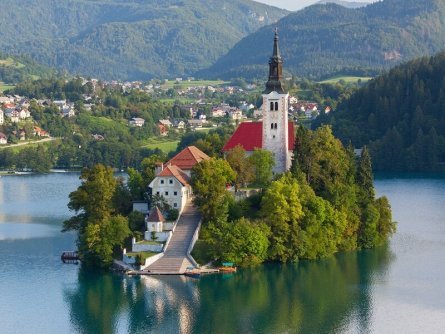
[62,32,396,272]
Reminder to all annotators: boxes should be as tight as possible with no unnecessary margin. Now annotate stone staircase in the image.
[146,202,200,274]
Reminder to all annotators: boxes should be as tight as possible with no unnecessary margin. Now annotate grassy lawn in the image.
[157,97,195,104]
[125,251,158,258]
[0,57,25,68]
[319,76,373,84]
[0,82,15,92]
[162,80,228,89]
[141,139,179,153]
[136,240,164,246]
[295,89,313,100]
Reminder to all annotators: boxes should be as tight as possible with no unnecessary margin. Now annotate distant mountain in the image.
[316,1,371,9]
[202,0,445,80]
[314,51,445,172]
[0,0,286,80]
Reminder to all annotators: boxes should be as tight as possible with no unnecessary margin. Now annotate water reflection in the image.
[65,245,392,334]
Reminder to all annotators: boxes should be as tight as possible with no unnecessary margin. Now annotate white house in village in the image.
[129,117,145,127]
[149,146,210,212]
[0,132,7,144]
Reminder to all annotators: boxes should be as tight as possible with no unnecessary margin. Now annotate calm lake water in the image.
[0,173,444,334]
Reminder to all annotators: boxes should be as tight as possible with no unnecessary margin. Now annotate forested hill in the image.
[314,52,445,172]
[316,1,370,9]
[0,54,55,84]
[201,0,445,80]
[0,0,286,81]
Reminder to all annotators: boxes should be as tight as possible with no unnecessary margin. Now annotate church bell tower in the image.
[262,28,290,173]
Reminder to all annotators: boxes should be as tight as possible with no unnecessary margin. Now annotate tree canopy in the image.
[63,164,131,267]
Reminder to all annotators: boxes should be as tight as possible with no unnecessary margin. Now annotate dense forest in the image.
[203,0,445,80]
[0,0,285,80]
[315,52,445,171]
[191,126,396,267]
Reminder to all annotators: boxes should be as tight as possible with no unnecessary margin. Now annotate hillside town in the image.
[0,77,322,146]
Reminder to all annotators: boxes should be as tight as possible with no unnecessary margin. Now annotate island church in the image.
[223,29,294,173]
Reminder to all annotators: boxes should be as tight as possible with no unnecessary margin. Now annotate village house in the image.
[159,119,173,127]
[6,110,20,123]
[172,119,185,129]
[188,119,205,129]
[0,132,7,144]
[211,106,225,118]
[228,109,243,121]
[62,104,76,118]
[0,96,13,104]
[129,117,145,127]
[33,126,50,137]
[158,123,169,136]
[149,146,210,212]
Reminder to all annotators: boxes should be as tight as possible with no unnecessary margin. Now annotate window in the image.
[156,191,160,195]
[275,102,278,110]
[165,191,169,196]
[160,180,164,184]
[273,135,276,139]
[274,123,278,129]
[174,203,178,208]
[270,102,274,111]
[271,123,274,129]
[169,179,173,184]
[174,191,178,196]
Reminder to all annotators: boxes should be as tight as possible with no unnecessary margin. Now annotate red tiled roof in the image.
[223,121,295,151]
[167,145,210,170]
[147,206,165,223]
[158,165,190,186]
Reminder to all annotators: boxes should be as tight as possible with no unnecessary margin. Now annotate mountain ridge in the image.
[0,0,287,80]
[201,0,445,80]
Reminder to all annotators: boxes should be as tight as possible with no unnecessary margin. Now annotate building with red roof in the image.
[223,29,295,173]
[149,146,210,213]
[223,121,295,152]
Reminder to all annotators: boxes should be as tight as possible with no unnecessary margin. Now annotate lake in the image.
[0,173,444,333]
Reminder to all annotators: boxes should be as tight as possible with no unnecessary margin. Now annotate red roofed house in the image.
[223,29,294,173]
[149,146,210,213]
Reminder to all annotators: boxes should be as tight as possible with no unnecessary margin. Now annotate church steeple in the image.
[264,28,286,94]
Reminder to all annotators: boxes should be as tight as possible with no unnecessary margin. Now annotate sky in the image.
[256,0,373,11]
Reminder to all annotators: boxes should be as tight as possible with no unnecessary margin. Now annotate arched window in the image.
[274,123,278,129]
[271,123,274,129]
[270,102,274,111]
[275,102,279,110]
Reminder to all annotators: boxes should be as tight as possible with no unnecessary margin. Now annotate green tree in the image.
[261,174,303,262]
[249,149,274,188]
[63,164,131,267]
[191,158,236,223]
[214,218,270,267]
[357,146,375,205]
[225,145,254,191]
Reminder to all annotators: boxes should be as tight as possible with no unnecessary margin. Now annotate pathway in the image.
[146,201,201,274]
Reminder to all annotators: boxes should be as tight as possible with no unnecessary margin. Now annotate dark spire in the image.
[264,27,286,94]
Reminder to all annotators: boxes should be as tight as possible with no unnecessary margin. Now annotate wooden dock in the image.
[126,268,220,276]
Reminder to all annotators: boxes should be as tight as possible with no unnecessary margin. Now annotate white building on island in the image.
[149,146,210,213]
